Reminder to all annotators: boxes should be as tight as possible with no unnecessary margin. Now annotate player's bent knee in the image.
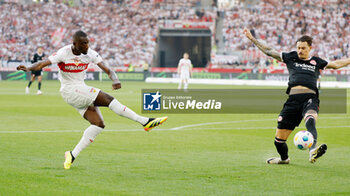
[92,121,105,129]
[304,112,318,121]
[95,91,114,106]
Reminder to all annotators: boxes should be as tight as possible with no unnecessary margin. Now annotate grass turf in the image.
[0,80,349,195]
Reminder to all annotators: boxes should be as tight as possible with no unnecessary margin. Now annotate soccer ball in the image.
[293,131,314,150]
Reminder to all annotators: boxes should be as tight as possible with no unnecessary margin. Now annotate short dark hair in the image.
[73,30,87,40]
[296,35,313,46]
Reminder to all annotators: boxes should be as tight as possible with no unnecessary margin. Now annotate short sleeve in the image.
[178,59,183,66]
[91,51,103,64]
[316,57,328,70]
[281,51,298,64]
[48,48,65,64]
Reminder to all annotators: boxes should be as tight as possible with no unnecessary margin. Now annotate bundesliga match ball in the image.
[293,131,314,150]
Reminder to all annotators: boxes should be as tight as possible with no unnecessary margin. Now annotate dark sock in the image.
[305,116,317,149]
[28,81,32,87]
[70,151,75,163]
[274,137,289,160]
[38,82,41,90]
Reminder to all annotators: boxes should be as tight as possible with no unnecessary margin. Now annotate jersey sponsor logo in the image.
[294,63,315,72]
[58,63,88,73]
[310,60,316,65]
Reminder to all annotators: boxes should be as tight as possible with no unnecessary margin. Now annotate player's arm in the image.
[96,62,121,90]
[325,58,350,70]
[17,60,52,72]
[243,28,282,62]
[177,61,182,74]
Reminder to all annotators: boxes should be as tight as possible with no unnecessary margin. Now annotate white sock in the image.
[72,125,103,158]
[108,99,148,125]
[184,82,188,89]
[178,82,182,89]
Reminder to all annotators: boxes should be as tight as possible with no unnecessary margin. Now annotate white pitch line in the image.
[170,118,276,130]
[0,129,154,134]
[170,116,350,130]
[0,115,348,134]
[1,125,350,134]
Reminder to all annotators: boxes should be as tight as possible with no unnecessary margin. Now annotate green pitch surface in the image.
[1,81,350,195]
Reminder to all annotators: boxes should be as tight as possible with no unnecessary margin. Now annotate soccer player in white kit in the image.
[17,31,168,170]
[177,53,192,90]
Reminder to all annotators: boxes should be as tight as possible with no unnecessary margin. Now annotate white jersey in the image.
[48,45,103,89]
[178,58,192,73]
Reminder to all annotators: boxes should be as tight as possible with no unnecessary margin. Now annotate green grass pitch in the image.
[0,80,350,195]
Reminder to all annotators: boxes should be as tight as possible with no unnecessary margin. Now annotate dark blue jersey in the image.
[282,51,328,95]
[31,53,45,64]
[31,52,45,72]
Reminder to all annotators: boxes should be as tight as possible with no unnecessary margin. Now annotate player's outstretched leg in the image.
[305,115,318,150]
[108,98,168,131]
[304,112,326,163]
[309,144,327,163]
[94,91,168,131]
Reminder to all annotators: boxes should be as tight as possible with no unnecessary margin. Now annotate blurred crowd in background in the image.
[223,0,349,68]
[0,0,349,69]
[0,0,212,68]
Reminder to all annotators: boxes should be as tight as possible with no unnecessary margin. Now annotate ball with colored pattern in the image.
[293,131,314,150]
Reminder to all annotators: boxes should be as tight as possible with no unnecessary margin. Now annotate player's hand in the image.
[112,83,121,90]
[243,28,254,40]
[17,65,28,72]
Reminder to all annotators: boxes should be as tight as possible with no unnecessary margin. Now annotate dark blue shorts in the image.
[277,93,319,130]
[31,70,42,77]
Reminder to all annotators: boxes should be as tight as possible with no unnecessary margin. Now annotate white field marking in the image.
[170,116,349,130]
[1,125,350,134]
[0,129,147,134]
[0,116,348,134]
[170,119,276,130]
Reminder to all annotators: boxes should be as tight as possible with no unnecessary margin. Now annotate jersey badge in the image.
[310,60,316,65]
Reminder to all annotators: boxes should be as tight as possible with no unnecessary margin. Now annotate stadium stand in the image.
[0,0,209,68]
[1,0,348,69]
[223,0,350,67]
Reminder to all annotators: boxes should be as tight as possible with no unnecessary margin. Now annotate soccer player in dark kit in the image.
[26,47,45,95]
[243,28,350,164]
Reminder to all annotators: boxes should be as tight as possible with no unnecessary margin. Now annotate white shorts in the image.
[180,72,190,80]
[60,85,101,116]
